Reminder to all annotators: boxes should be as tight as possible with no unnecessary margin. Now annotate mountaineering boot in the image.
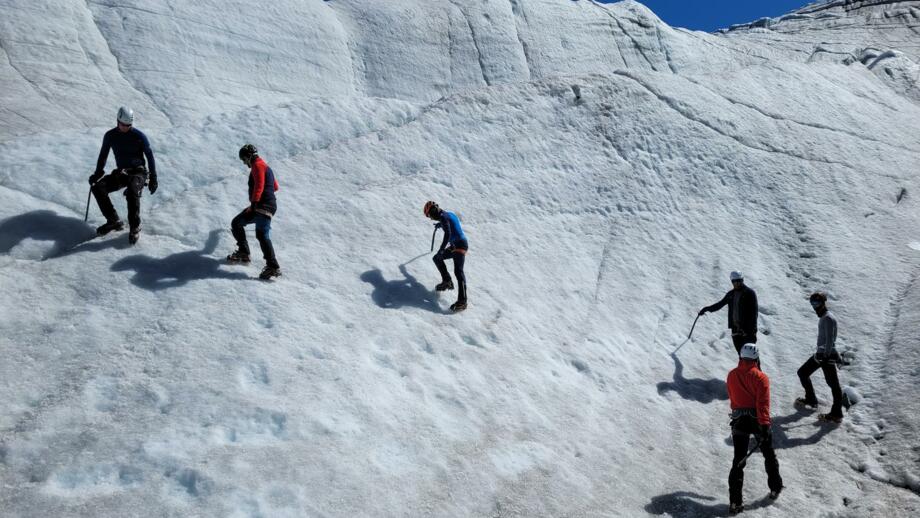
[435,280,454,291]
[128,227,140,244]
[96,219,125,236]
[769,487,783,500]
[450,300,467,312]
[795,397,818,409]
[818,413,843,424]
[728,502,743,515]
[259,265,282,280]
[227,249,251,264]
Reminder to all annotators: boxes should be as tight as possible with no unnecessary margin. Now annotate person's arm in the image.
[701,292,730,314]
[756,373,772,426]
[141,132,156,177]
[438,215,451,251]
[95,132,112,175]
[250,161,266,208]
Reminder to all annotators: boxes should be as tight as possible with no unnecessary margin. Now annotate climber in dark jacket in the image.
[699,271,758,355]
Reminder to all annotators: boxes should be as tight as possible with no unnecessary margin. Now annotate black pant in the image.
[434,247,466,303]
[231,210,279,268]
[731,332,757,355]
[797,356,843,418]
[729,417,782,505]
[92,168,147,230]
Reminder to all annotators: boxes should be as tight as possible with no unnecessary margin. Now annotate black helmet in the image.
[239,144,258,163]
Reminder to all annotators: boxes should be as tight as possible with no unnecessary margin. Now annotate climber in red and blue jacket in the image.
[227,144,281,280]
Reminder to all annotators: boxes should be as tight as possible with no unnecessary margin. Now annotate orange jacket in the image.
[726,360,771,426]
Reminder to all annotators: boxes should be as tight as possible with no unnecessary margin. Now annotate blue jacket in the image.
[95,127,156,176]
[438,211,468,251]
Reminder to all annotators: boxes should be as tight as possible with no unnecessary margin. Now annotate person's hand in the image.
[814,352,827,363]
[759,424,771,441]
[148,175,158,194]
[245,205,253,214]
[698,308,707,316]
[89,172,103,185]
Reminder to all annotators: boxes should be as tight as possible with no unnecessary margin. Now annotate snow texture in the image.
[1,0,920,516]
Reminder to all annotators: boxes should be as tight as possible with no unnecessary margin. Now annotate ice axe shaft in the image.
[84,186,92,222]
[735,437,762,469]
[688,313,701,339]
[671,313,701,354]
[430,225,440,252]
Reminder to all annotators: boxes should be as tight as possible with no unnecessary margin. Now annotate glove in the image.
[89,171,103,185]
[814,351,827,363]
[148,174,158,194]
[758,424,771,442]
[698,308,708,316]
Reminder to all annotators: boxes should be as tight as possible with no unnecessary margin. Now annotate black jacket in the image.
[705,285,758,336]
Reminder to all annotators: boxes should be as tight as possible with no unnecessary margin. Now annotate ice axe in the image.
[687,313,702,339]
[671,313,702,354]
[84,186,93,222]
[734,436,762,469]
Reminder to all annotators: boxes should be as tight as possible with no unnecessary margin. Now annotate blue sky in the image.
[599,0,815,32]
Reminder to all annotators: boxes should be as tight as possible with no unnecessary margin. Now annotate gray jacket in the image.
[816,311,838,355]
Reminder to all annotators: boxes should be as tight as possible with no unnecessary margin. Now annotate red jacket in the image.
[726,360,771,426]
[249,157,279,204]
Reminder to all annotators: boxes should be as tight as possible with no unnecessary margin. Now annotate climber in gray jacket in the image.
[795,292,844,423]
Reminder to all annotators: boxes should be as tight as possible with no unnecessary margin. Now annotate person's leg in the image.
[821,361,844,418]
[732,335,745,355]
[433,250,451,286]
[760,430,783,493]
[125,171,147,231]
[729,432,750,506]
[92,172,128,223]
[254,215,279,269]
[230,210,255,255]
[452,251,466,303]
[797,357,822,404]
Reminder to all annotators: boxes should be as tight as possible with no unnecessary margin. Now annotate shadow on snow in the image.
[110,229,248,290]
[360,253,446,314]
[657,353,729,404]
[645,491,774,517]
[0,210,100,259]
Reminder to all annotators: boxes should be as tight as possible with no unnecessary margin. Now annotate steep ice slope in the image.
[719,0,920,101]
[2,1,920,517]
[1,0,768,138]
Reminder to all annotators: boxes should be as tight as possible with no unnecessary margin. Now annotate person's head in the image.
[730,271,744,289]
[239,144,258,167]
[739,343,759,362]
[423,200,441,220]
[809,292,828,315]
[116,106,134,133]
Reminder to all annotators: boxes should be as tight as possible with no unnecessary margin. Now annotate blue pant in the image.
[231,210,278,268]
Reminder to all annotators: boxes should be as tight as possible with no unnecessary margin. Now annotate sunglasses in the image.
[810,300,824,308]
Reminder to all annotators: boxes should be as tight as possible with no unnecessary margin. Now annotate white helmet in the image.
[117,106,134,125]
[739,343,759,361]
[730,271,744,282]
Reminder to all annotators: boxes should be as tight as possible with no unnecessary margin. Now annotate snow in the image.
[2,0,920,516]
